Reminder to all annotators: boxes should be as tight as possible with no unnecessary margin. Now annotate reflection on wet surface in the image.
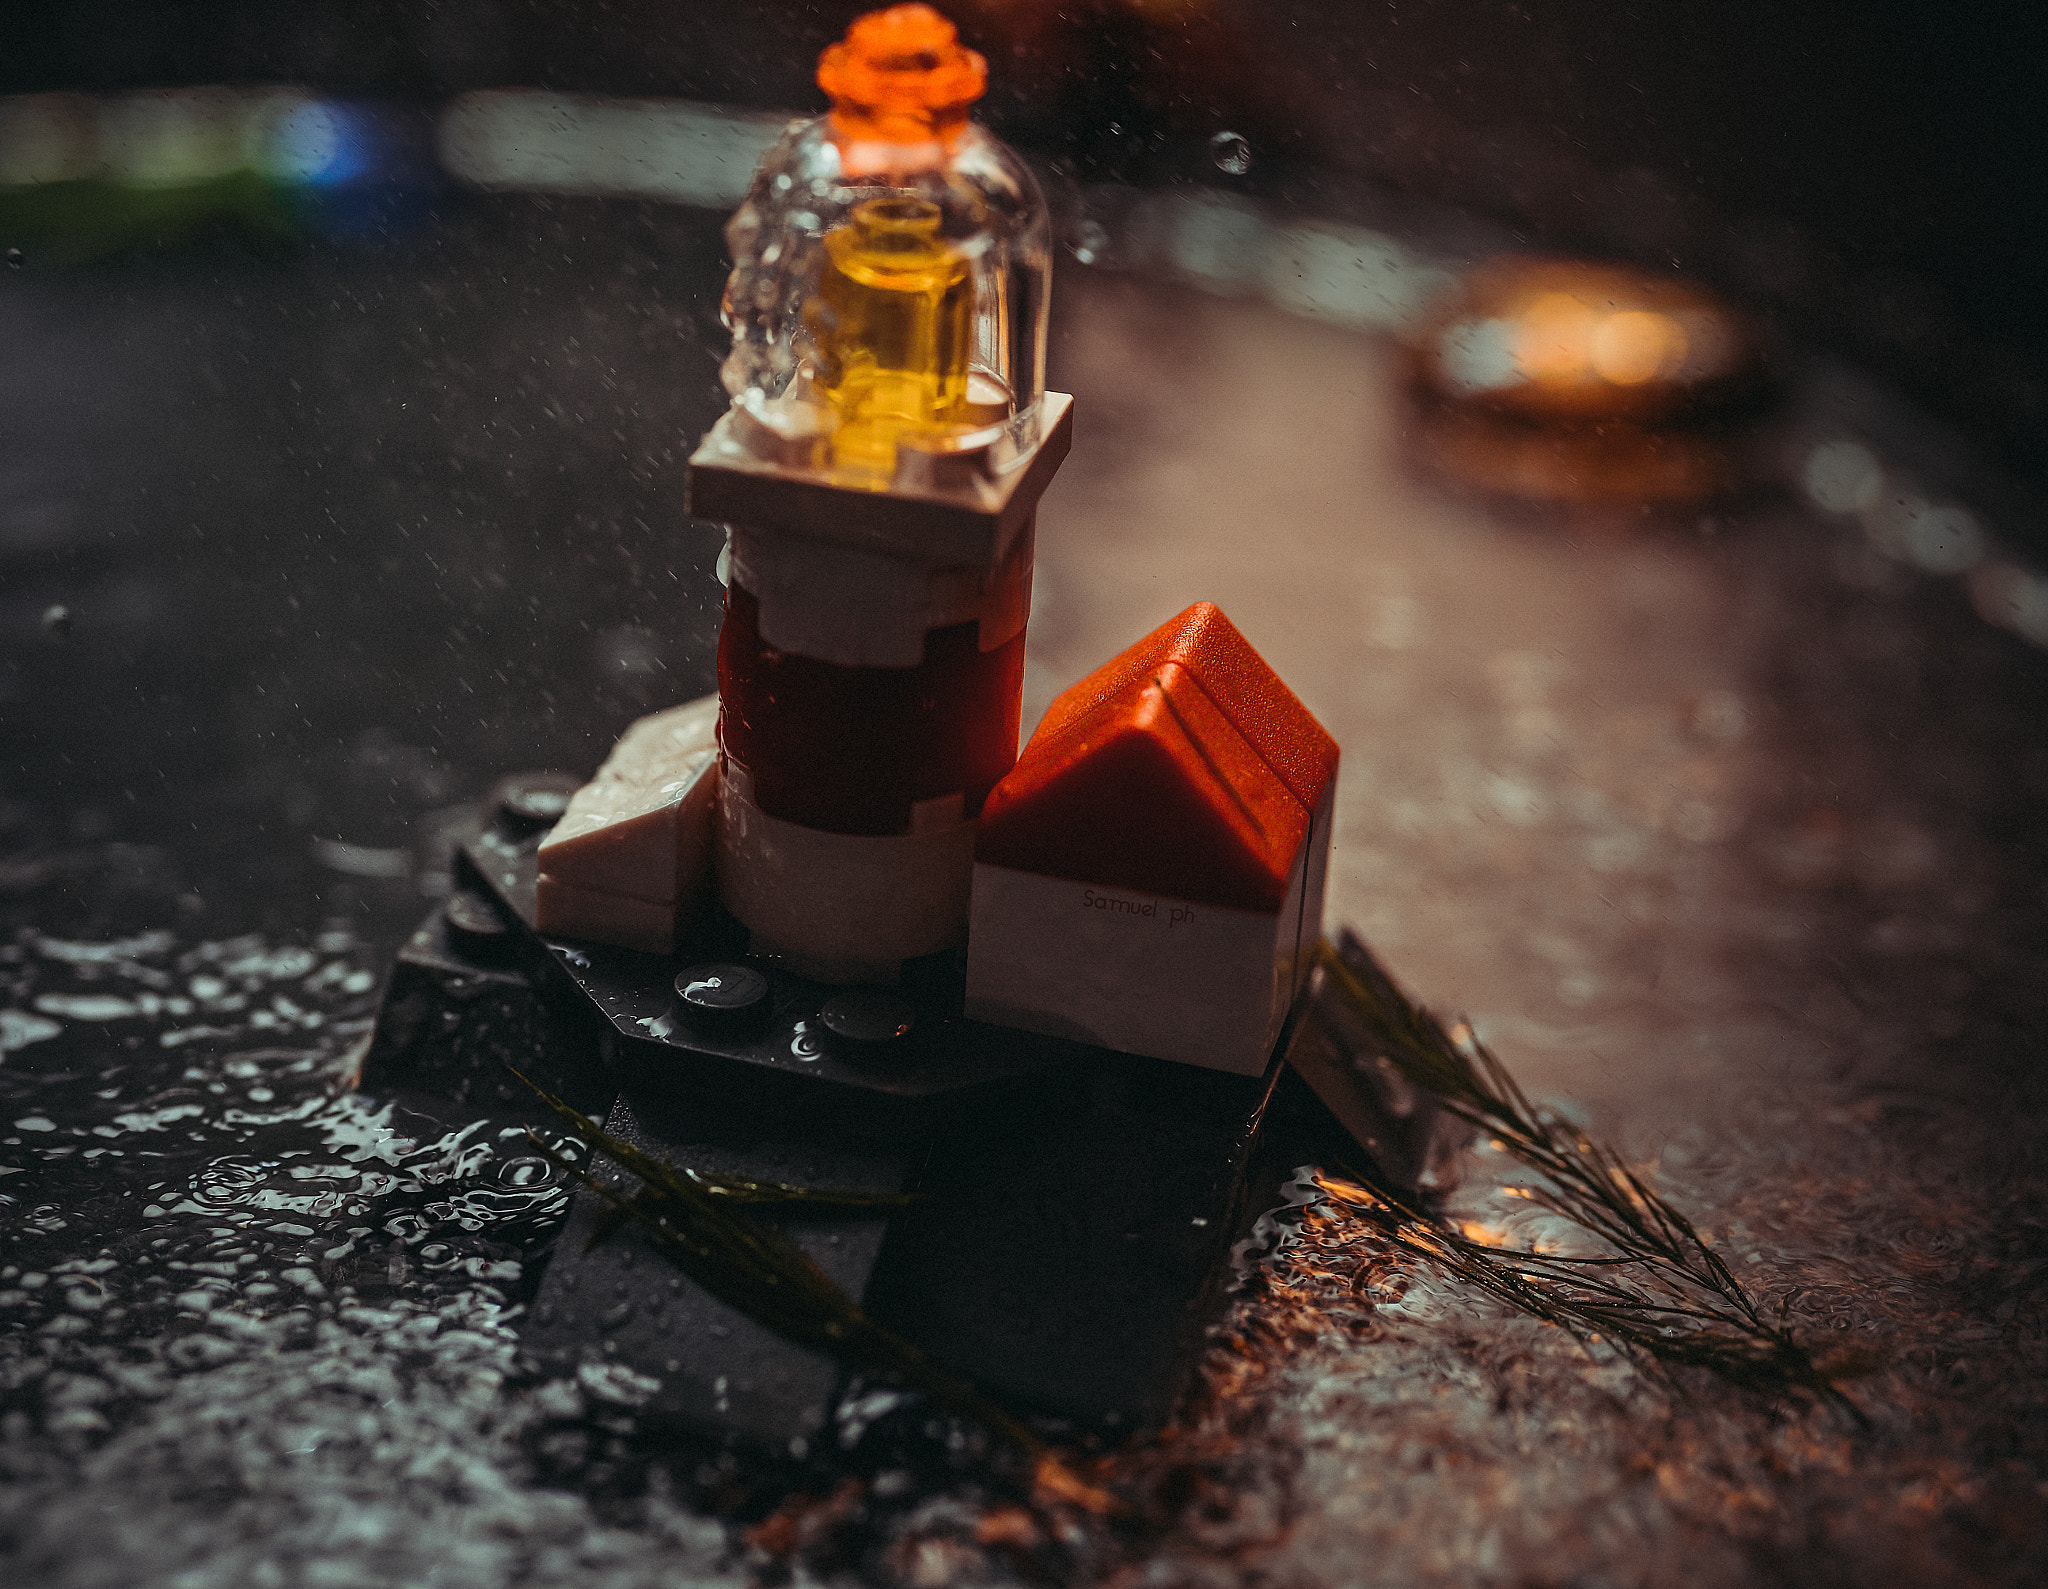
[4,207,2048,1584]
[0,912,671,1586]
[1035,277,2048,1585]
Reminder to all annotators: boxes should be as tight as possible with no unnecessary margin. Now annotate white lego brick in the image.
[964,864,1296,1077]
[966,778,1334,1075]
[1290,779,1336,1000]
[534,694,719,953]
[717,769,976,983]
[605,694,721,784]
[727,516,1033,668]
[533,874,678,957]
[687,392,1073,570]
[538,746,716,906]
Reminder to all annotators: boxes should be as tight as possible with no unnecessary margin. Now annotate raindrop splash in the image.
[1209,131,1253,176]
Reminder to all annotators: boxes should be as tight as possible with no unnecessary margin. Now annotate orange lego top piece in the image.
[1023,603,1338,814]
[819,4,986,149]
[976,604,1338,912]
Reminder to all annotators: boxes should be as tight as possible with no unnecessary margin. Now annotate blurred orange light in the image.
[1412,256,1757,425]
[1590,310,1687,386]
[1508,300,1689,390]
[1514,292,1597,384]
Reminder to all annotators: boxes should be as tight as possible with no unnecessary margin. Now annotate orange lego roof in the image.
[976,604,1337,912]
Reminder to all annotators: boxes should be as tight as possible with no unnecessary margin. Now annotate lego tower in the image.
[687,4,1068,982]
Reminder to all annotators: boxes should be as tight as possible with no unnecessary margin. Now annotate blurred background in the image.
[3,0,2043,484]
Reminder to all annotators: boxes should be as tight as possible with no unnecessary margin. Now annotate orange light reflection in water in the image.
[1404,258,1766,505]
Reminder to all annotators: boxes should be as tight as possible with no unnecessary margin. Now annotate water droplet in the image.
[40,605,72,642]
[1209,131,1253,176]
[5,247,22,270]
[1069,219,1109,266]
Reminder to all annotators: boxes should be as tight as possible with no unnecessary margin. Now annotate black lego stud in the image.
[673,962,772,1041]
[443,888,513,958]
[489,772,582,841]
[817,989,916,1057]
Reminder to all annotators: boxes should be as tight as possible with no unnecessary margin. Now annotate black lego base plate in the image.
[520,1092,903,1450]
[355,792,1322,1452]
[457,828,1078,1133]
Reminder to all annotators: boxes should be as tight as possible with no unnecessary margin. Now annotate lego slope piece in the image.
[966,603,1337,1075]
[536,694,719,955]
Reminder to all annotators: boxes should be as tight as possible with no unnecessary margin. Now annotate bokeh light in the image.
[1408,257,1764,503]
[246,94,368,188]
[1588,308,1688,385]
[1801,438,1885,514]
[1413,257,1756,425]
[0,94,95,187]
[96,90,247,189]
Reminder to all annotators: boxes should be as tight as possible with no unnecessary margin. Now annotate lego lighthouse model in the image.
[689,1,1067,984]
[539,2,1073,983]
[368,5,1346,1448]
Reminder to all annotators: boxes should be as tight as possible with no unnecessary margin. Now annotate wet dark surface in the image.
[4,188,2048,1585]
[3,199,732,947]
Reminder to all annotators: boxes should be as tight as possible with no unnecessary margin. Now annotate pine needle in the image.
[580,1164,918,1252]
[1302,936,1861,1414]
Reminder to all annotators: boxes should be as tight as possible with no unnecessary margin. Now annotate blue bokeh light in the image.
[252,96,372,189]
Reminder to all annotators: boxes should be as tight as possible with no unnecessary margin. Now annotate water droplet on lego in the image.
[676,964,766,1011]
[673,963,770,1040]
[443,889,509,946]
[1069,220,1108,265]
[1209,131,1253,176]
[41,604,72,641]
[787,1021,825,1062]
[5,247,22,270]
